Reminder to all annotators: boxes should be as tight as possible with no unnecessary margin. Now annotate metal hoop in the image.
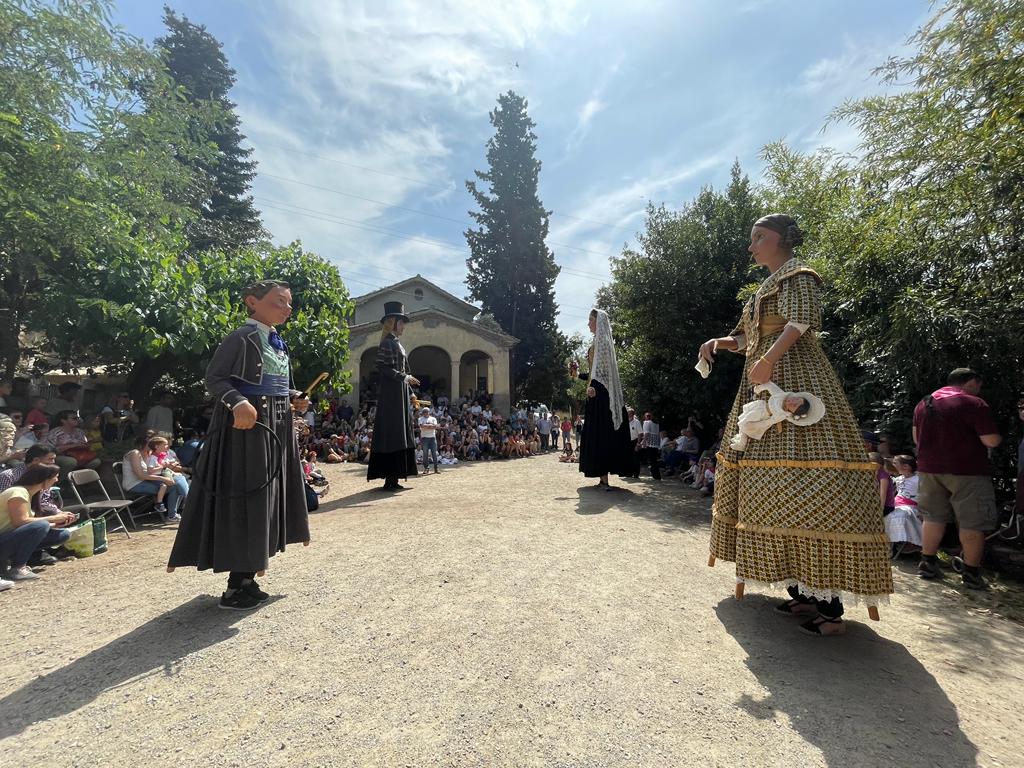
[190,420,284,500]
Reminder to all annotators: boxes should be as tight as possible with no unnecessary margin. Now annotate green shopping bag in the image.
[91,517,107,555]
[64,521,95,558]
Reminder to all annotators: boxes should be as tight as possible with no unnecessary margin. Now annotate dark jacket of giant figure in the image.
[168,321,309,573]
[367,308,418,483]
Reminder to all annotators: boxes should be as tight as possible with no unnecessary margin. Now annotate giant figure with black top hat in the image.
[167,280,311,610]
[367,301,420,491]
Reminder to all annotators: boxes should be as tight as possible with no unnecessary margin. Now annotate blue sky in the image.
[114,0,931,335]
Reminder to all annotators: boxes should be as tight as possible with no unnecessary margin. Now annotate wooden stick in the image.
[707,554,716,567]
[257,570,266,577]
[868,606,880,621]
[735,582,745,599]
[301,372,330,398]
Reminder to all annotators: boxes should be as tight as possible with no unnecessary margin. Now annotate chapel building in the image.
[344,276,517,415]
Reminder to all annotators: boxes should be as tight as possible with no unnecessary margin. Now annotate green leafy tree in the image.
[38,241,353,401]
[0,0,205,377]
[760,0,1024,473]
[156,7,264,252]
[598,162,761,432]
[465,91,566,403]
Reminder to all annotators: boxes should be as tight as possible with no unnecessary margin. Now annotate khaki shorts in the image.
[918,472,998,531]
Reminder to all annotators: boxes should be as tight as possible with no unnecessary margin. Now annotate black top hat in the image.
[380,301,410,324]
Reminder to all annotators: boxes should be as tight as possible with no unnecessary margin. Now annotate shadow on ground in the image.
[715,595,978,767]
[574,483,637,515]
[0,595,278,739]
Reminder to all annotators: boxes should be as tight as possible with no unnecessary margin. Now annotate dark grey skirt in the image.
[168,396,309,573]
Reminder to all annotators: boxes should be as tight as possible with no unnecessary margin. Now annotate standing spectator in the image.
[573,415,583,446]
[418,407,440,474]
[538,413,552,451]
[914,368,1002,590]
[639,412,662,480]
[48,382,82,416]
[144,391,176,438]
[562,416,573,449]
[25,397,48,428]
[48,411,101,479]
[0,463,75,582]
[627,408,642,445]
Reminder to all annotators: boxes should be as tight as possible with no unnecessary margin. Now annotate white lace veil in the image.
[590,309,625,431]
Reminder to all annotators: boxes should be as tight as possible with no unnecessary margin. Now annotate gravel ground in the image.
[1,454,1021,768]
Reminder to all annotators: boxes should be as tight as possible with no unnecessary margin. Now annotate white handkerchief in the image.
[695,355,711,379]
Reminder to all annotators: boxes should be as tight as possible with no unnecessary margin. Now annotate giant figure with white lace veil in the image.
[569,309,638,489]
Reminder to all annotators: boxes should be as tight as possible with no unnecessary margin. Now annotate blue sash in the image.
[233,374,290,398]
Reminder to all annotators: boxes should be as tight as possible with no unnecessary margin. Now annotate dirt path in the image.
[1,455,1020,767]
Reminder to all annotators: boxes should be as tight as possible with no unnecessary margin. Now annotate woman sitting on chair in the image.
[121,437,186,523]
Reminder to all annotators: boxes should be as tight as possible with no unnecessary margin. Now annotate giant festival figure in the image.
[700,214,893,635]
[167,280,311,610]
[366,301,420,491]
[570,308,638,490]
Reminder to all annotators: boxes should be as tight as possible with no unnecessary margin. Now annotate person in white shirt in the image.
[640,413,662,480]
[627,408,642,444]
[418,408,440,474]
[144,392,176,438]
[537,414,552,450]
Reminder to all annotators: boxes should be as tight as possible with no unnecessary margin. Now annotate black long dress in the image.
[366,333,418,481]
[578,374,638,479]
[168,325,309,574]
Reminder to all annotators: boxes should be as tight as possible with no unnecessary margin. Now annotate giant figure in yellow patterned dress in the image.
[699,214,893,636]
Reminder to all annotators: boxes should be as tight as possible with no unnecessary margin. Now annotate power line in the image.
[252,140,639,234]
[255,197,614,282]
[255,177,623,260]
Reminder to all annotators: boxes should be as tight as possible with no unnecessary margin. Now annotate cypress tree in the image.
[156,7,264,252]
[465,91,566,403]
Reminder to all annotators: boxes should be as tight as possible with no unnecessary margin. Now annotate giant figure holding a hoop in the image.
[168,280,311,610]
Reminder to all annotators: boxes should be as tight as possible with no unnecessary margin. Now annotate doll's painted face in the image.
[783,395,809,415]
[246,286,293,326]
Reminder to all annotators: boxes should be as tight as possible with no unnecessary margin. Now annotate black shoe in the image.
[962,570,989,590]
[49,546,76,560]
[917,558,942,580]
[28,551,58,566]
[241,580,270,602]
[219,589,262,611]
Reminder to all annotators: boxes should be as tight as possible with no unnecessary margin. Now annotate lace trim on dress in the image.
[733,576,891,608]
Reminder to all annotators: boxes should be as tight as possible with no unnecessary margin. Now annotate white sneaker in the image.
[0,578,13,591]
[8,566,39,581]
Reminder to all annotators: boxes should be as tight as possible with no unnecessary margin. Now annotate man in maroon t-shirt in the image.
[913,368,1002,589]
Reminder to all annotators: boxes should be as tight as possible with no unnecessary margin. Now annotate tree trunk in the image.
[126,352,177,406]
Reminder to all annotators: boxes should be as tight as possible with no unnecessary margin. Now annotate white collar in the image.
[246,319,275,333]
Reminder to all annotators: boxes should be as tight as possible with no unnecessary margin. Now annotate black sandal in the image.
[799,615,846,636]
[775,598,817,616]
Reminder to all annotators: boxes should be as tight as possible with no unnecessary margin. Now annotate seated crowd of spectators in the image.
[0,381,199,592]
[296,389,581,474]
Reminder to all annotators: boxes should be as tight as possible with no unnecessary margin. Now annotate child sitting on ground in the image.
[730,382,825,452]
[559,440,575,463]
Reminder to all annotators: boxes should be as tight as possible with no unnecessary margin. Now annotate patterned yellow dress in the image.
[709,258,893,606]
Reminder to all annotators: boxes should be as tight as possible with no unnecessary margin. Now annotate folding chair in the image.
[111,461,158,530]
[67,469,133,539]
